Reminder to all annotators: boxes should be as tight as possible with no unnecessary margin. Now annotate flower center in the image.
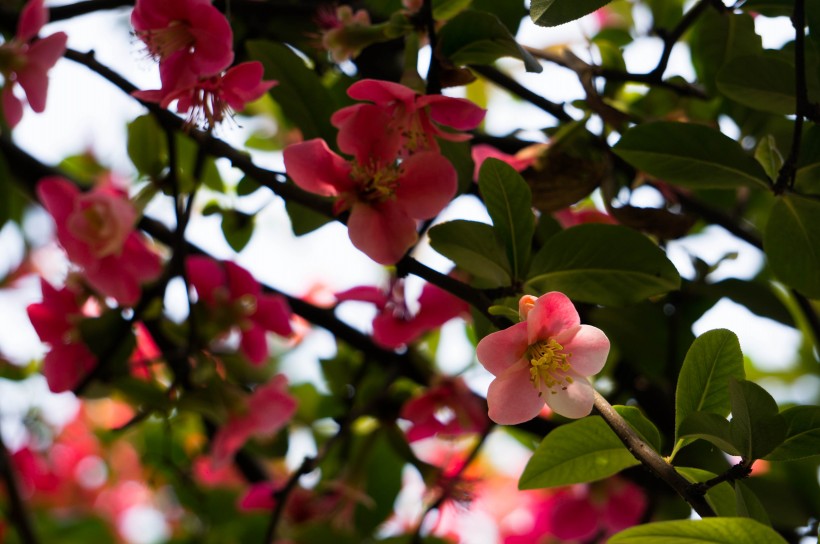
[351,161,401,205]
[140,21,196,61]
[528,338,573,395]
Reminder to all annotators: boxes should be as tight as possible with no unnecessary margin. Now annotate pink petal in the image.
[283,139,354,197]
[42,343,96,393]
[527,292,581,345]
[346,201,418,265]
[239,482,278,511]
[17,0,47,42]
[603,481,647,532]
[2,85,23,128]
[346,78,417,105]
[224,261,261,300]
[210,418,255,467]
[334,286,388,308]
[36,177,77,226]
[547,492,599,541]
[334,103,401,166]
[475,322,528,376]
[471,144,535,181]
[486,359,544,425]
[120,235,163,283]
[186,256,226,306]
[240,324,268,364]
[562,325,610,377]
[25,32,67,70]
[85,256,142,306]
[394,151,457,220]
[372,312,422,348]
[222,62,276,109]
[544,376,595,419]
[254,294,293,337]
[246,375,297,435]
[420,94,486,130]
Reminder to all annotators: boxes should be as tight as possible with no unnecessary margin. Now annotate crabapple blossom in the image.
[131,0,233,77]
[26,279,97,392]
[283,103,457,264]
[331,79,486,156]
[400,378,489,442]
[37,176,163,306]
[210,374,297,467]
[0,0,67,127]
[186,256,293,364]
[476,292,610,423]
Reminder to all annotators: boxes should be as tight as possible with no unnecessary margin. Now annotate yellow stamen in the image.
[528,338,573,396]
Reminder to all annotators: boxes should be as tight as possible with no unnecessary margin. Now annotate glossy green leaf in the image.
[246,40,338,143]
[438,10,542,72]
[608,518,788,544]
[679,411,741,456]
[613,121,771,189]
[478,158,535,280]
[796,125,820,196]
[530,0,612,27]
[717,55,796,114]
[754,135,785,181]
[127,114,166,178]
[236,176,262,197]
[728,379,787,460]
[428,220,512,286]
[689,10,762,92]
[518,415,638,489]
[763,193,820,298]
[526,224,680,306]
[674,329,745,442]
[735,480,771,526]
[615,405,662,452]
[765,405,820,461]
[678,467,737,517]
[221,210,255,253]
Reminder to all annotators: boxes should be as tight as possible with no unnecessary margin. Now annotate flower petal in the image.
[419,94,486,130]
[254,294,293,337]
[334,103,401,166]
[283,139,353,197]
[562,325,610,377]
[186,256,226,306]
[346,78,416,105]
[240,323,268,365]
[486,359,544,425]
[394,151,457,219]
[544,376,595,419]
[347,201,417,265]
[528,291,581,344]
[475,322,528,376]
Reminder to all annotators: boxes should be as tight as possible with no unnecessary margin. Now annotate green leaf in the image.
[615,405,662,452]
[679,411,741,456]
[613,121,771,189]
[796,125,820,196]
[285,199,332,236]
[428,220,512,285]
[728,379,787,460]
[754,135,785,181]
[763,193,820,298]
[246,40,338,143]
[608,518,788,544]
[765,405,820,461]
[678,467,738,517]
[236,176,262,197]
[438,10,542,72]
[674,329,745,442]
[530,0,612,27]
[221,210,255,253]
[518,415,638,489]
[526,224,680,307]
[689,10,762,93]
[717,55,797,114]
[478,158,535,280]
[127,114,166,178]
[735,480,771,526]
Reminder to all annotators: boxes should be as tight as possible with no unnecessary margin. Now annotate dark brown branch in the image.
[650,0,716,79]
[690,460,753,495]
[469,64,572,122]
[421,0,441,95]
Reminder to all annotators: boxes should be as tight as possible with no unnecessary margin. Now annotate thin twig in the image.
[775,0,806,194]
[469,64,572,122]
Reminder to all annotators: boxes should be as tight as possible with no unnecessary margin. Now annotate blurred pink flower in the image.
[553,206,617,228]
[239,481,281,511]
[186,256,293,364]
[26,279,97,392]
[210,375,297,467]
[37,176,162,306]
[470,143,542,181]
[0,0,67,127]
[134,58,276,128]
[335,275,468,348]
[131,0,233,76]
[332,79,486,156]
[476,292,610,423]
[283,105,456,264]
[317,5,375,63]
[400,378,489,442]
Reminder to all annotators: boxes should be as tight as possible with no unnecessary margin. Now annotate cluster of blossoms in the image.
[131,0,275,127]
[0,0,67,127]
[284,79,485,264]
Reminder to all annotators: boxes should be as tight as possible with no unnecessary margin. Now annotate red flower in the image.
[131,0,233,77]
[332,79,486,156]
[476,293,610,423]
[37,176,162,306]
[283,104,457,264]
[400,378,489,442]
[186,256,293,365]
[26,279,97,392]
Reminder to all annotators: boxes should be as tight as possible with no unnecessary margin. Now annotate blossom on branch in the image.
[186,256,293,364]
[37,176,163,306]
[400,377,489,442]
[332,79,486,155]
[283,104,457,264]
[0,0,67,127]
[131,0,233,77]
[476,292,610,423]
[26,279,97,392]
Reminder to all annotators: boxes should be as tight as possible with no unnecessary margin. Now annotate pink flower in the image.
[26,279,97,392]
[553,205,617,228]
[335,276,468,348]
[470,143,544,181]
[134,58,276,128]
[476,292,610,423]
[283,105,457,264]
[238,481,281,511]
[400,378,489,442]
[36,176,163,306]
[186,256,293,365]
[332,79,486,156]
[0,0,67,127]
[317,5,376,63]
[131,0,233,77]
[210,375,297,467]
